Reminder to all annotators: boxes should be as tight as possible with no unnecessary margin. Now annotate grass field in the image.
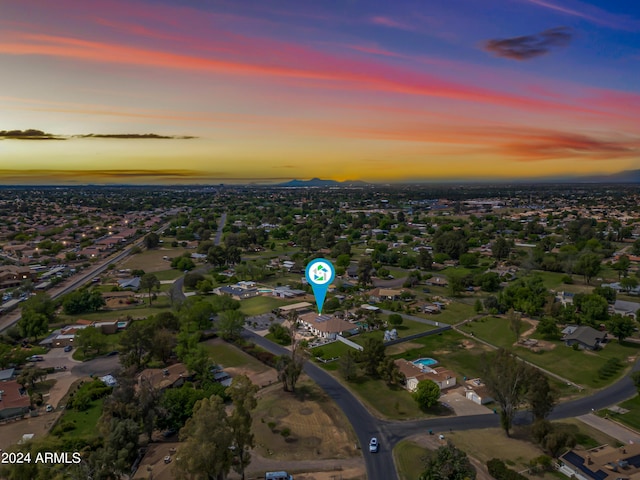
[204,339,270,373]
[460,316,640,389]
[600,395,640,432]
[119,246,190,272]
[394,440,429,480]
[238,296,294,316]
[311,341,352,361]
[54,398,104,441]
[60,299,172,323]
[153,269,183,281]
[346,376,432,419]
[415,301,476,325]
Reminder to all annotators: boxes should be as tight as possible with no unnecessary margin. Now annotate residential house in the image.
[298,312,358,340]
[464,378,494,405]
[367,288,402,303]
[0,368,15,382]
[393,359,457,392]
[138,363,189,391]
[0,265,38,289]
[424,277,448,287]
[562,325,606,350]
[118,277,141,291]
[558,443,640,480]
[612,299,640,319]
[278,302,313,315]
[215,283,259,300]
[0,380,31,420]
[272,285,306,299]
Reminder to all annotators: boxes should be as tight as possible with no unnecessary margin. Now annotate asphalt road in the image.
[244,329,640,480]
[0,221,173,334]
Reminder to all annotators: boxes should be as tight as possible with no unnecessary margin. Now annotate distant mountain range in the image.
[276,171,640,186]
[277,178,370,187]
[575,169,640,183]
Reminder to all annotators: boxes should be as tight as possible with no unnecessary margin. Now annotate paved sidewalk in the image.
[578,413,640,444]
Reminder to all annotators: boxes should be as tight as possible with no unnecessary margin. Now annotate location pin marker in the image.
[305,258,335,314]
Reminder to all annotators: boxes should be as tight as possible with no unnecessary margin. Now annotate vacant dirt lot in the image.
[119,247,190,272]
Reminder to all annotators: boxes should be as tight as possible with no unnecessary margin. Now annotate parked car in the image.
[106,351,119,356]
[64,345,73,352]
[45,404,53,412]
[163,455,171,464]
[369,437,379,453]
[27,355,44,362]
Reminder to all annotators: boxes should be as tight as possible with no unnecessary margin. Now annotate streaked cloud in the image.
[522,0,640,31]
[483,27,572,60]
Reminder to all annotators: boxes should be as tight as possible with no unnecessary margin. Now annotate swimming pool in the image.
[413,357,438,367]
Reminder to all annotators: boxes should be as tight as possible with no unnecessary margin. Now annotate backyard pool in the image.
[413,357,438,367]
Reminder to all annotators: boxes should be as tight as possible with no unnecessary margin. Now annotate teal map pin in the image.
[305,258,335,314]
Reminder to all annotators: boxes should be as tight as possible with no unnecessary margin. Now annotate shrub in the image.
[487,458,528,480]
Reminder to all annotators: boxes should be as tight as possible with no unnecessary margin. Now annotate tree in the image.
[377,356,404,386]
[339,350,358,381]
[575,293,609,325]
[413,379,440,409]
[140,273,160,305]
[507,308,523,342]
[175,395,234,480]
[217,309,245,340]
[358,337,386,377]
[120,320,154,369]
[609,315,636,343]
[150,328,176,364]
[613,254,631,279]
[536,317,560,340]
[491,237,511,260]
[184,272,205,289]
[357,257,373,286]
[388,313,403,327]
[19,293,55,340]
[63,289,105,314]
[621,275,639,293]
[420,443,476,480]
[447,270,468,297]
[276,336,306,392]
[16,366,47,389]
[17,309,48,342]
[75,326,108,357]
[227,375,259,480]
[526,368,556,421]
[481,349,529,436]
[575,252,602,285]
[418,248,433,270]
[433,230,468,260]
[143,232,160,249]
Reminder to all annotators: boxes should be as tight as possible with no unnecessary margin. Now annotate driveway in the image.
[578,413,640,444]
[41,348,80,370]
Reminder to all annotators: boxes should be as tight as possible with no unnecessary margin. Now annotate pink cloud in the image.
[369,16,416,31]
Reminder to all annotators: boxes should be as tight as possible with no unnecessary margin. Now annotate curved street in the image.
[245,329,640,480]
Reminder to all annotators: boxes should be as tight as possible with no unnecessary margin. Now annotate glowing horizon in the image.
[1,0,639,184]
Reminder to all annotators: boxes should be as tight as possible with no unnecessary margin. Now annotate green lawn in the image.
[53,398,104,441]
[415,301,476,325]
[238,296,294,316]
[204,339,270,373]
[345,376,432,419]
[601,395,640,432]
[394,440,429,480]
[153,269,184,281]
[60,300,173,323]
[461,316,640,389]
[311,340,353,360]
[72,333,121,361]
[461,316,516,348]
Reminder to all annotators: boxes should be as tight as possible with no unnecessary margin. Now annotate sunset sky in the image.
[1,0,639,184]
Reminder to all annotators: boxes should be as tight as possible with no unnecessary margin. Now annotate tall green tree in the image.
[420,443,476,480]
[338,350,358,381]
[358,337,386,377]
[575,252,602,285]
[227,375,259,480]
[175,395,234,480]
[481,349,529,437]
[609,315,636,343]
[143,232,160,249]
[413,379,440,410]
[526,368,556,421]
[491,236,511,260]
[75,326,108,357]
[217,309,246,340]
[507,308,523,343]
[140,273,160,305]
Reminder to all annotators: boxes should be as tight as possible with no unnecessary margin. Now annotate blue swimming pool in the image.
[413,357,438,367]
